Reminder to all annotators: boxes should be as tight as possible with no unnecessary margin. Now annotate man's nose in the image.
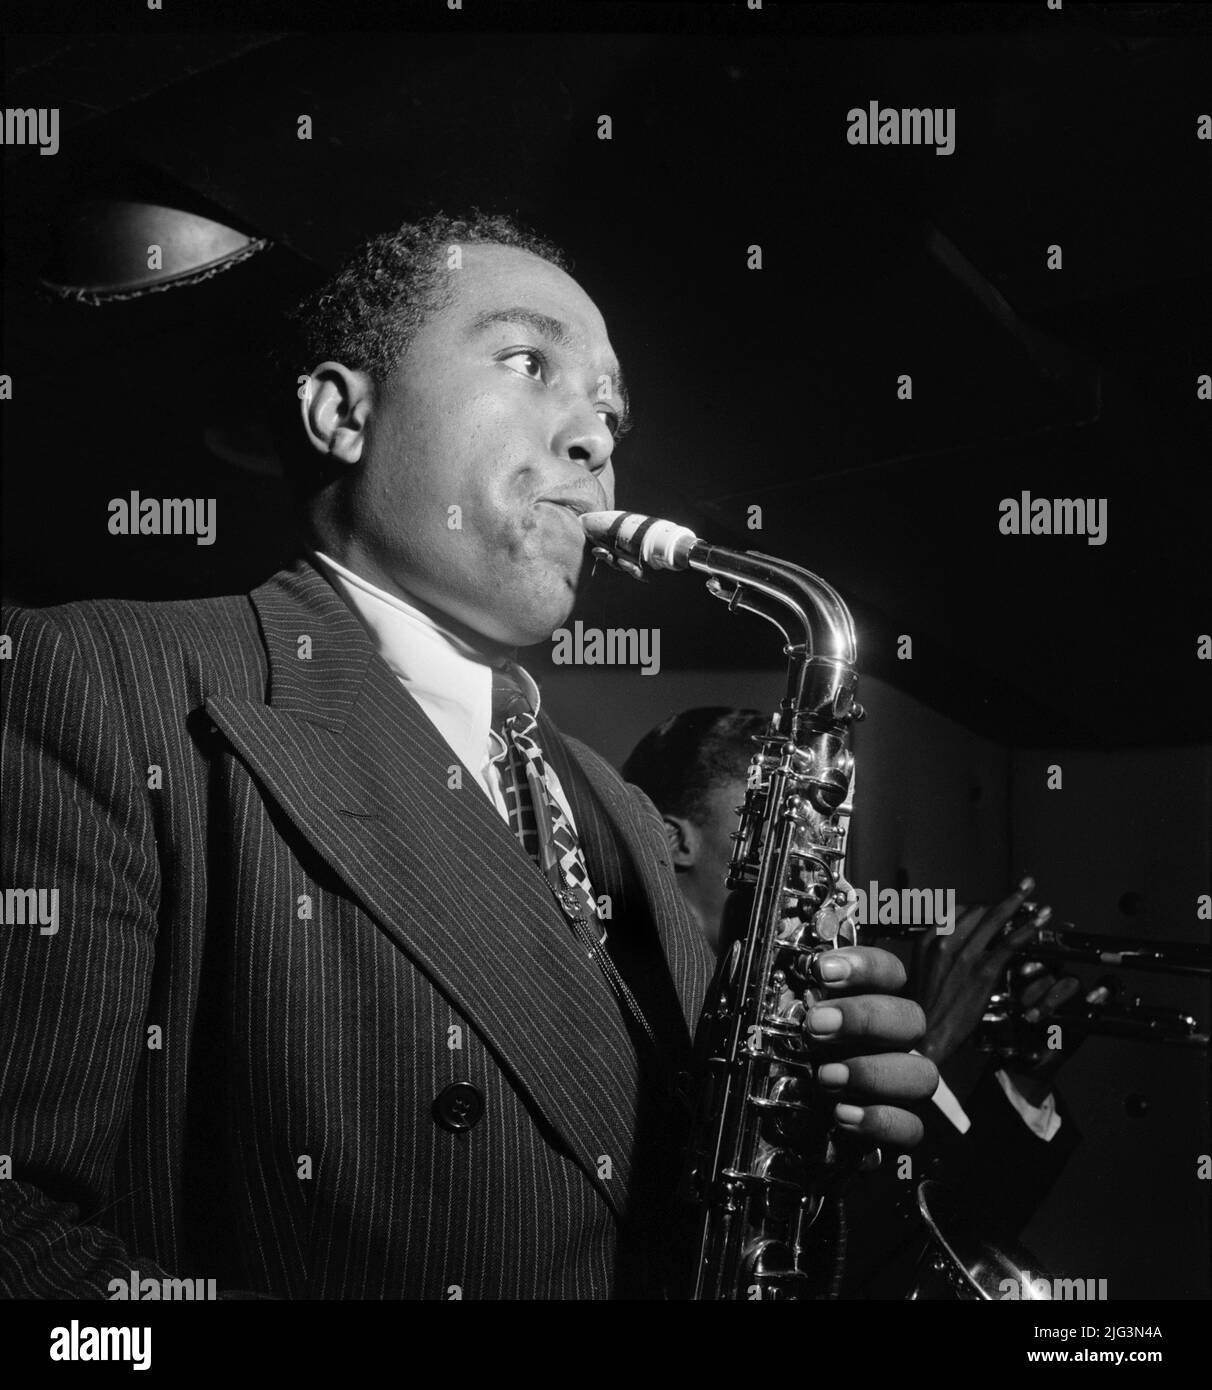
[553,401,614,476]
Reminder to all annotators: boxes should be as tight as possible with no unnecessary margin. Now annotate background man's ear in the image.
[664,814,698,870]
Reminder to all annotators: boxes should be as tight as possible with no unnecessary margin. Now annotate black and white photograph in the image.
[1,0,1209,1359]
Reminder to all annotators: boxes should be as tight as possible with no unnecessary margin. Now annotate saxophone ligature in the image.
[583,509,869,1300]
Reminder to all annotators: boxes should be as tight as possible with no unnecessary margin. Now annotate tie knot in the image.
[491,668,534,734]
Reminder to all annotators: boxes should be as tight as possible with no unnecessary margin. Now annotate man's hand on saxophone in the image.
[805,945,939,1149]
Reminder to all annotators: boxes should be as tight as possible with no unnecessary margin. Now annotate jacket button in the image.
[433,1082,485,1133]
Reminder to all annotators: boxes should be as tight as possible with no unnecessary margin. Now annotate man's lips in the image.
[537,496,591,518]
[536,498,593,535]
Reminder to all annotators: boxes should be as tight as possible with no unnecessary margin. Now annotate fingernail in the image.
[1018,875,1035,893]
[818,1063,849,1088]
[835,1104,864,1127]
[817,956,851,982]
[807,1006,844,1036]
[1033,905,1052,925]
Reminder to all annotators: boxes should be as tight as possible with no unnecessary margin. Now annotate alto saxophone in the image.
[583,510,869,1300]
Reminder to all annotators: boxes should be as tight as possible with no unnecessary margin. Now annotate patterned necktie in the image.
[491,674,545,866]
[490,669,656,1046]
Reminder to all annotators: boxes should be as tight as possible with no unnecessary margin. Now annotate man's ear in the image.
[298,361,376,466]
[664,814,699,870]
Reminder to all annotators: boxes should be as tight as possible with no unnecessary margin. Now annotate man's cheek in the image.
[470,509,539,576]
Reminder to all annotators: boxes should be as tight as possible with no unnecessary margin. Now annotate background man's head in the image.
[276,211,629,652]
[623,707,767,950]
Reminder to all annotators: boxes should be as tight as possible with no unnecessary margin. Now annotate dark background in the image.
[2,1,1210,1298]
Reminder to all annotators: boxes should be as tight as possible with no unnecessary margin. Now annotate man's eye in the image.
[598,410,620,438]
[502,349,545,380]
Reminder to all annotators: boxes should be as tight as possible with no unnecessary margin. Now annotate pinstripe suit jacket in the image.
[0,556,715,1299]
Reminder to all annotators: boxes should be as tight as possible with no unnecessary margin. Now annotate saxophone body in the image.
[582,510,867,1300]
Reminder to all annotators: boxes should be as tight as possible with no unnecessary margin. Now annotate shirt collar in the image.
[309,550,542,753]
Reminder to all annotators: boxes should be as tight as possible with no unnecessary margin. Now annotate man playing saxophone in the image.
[0,215,937,1299]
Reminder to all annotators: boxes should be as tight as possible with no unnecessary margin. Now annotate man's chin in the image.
[433,589,574,654]
[502,562,580,644]
[511,598,577,649]
[400,564,577,653]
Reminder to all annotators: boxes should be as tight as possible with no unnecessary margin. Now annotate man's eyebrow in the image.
[467,305,631,424]
[467,306,573,347]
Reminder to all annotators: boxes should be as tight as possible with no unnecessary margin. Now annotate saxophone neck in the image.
[687,541,858,668]
[684,544,865,751]
[581,508,857,666]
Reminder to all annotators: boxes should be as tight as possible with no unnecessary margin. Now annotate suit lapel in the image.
[542,719,716,1039]
[205,558,641,1215]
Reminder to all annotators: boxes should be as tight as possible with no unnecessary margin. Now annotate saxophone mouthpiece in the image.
[581,510,699,573]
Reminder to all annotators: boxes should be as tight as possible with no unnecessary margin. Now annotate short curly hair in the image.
[623,708,768,826]
[272,210,571,497]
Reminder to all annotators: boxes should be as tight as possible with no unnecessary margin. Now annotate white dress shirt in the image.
[995,1069,1061,1141]
[311,550,579,831]
[914,1047,1061,1142]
